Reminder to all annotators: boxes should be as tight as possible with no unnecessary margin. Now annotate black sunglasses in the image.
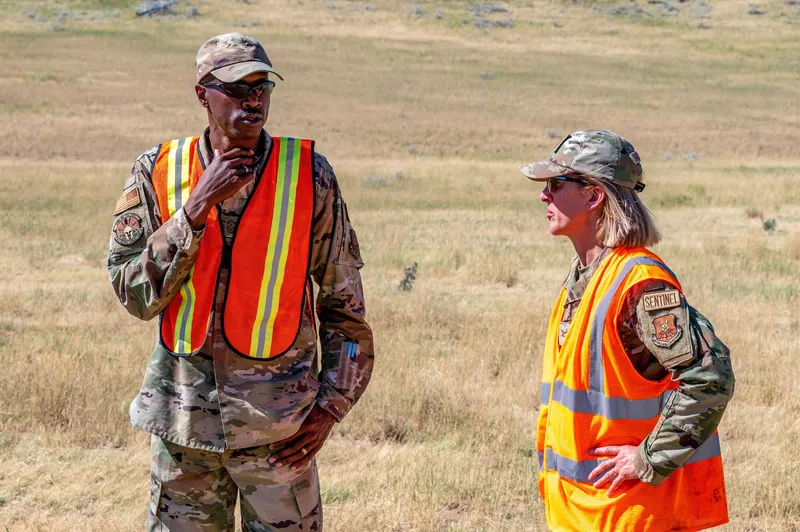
[546,175,647,193]
[546,175,587,193]
[202,80,275,100]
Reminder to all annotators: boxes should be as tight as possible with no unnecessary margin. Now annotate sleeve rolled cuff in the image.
[634,441,669,486]
[167,208,205,252]
[315,382,354,422]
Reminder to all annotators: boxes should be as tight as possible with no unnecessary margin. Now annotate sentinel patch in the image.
[113,212,144,246]
[642,289,681,312]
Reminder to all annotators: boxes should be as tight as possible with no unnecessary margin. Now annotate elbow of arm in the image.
[714,355,735,403]
[116,291,160,322]
[110,273,162,322]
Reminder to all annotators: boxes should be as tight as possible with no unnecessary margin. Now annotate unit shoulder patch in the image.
[635,288,693,369]
[113,212,144,246]
[651,313,682,348]
[114,186,142,215]
[642,289,681,312]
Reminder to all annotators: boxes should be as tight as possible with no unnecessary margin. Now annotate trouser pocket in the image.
[292,461,322,530]
[148,471,163,528]
[149,472,162,517]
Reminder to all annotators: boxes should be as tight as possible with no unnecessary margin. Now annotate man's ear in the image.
[587,185,605,212]
[195,84,208,107]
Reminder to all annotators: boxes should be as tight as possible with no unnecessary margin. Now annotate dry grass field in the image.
[1,0,799,530]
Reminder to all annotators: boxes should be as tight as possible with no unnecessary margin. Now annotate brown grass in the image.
[1,0,799,530]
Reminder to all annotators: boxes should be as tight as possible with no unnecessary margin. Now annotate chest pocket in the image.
[334,202,363,269]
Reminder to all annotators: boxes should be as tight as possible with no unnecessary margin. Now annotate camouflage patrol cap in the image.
[520,129,645,191]
[195,33,284,83]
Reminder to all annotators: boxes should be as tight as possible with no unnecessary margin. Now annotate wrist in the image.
[183,198,209,230]
[314,403,337,422]
[633,443,653,482]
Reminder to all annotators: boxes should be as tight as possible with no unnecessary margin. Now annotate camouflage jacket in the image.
[108,129,374,452]
[560,247,734,485]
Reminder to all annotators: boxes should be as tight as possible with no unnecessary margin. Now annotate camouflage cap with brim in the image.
[520,129,644,190]
[196,33,284,83]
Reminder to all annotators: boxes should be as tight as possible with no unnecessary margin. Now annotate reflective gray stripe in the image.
[545,449,603,483]
[551,380,672,421]
[545,432,721,483]
[540,382,551,405]
[256,138,296,356]
[174,137,186,211]
[686,432,721,465]
[589,257,678,393]
[537,450,544,472]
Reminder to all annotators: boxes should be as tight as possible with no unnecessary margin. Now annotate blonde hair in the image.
[583,176,661,248]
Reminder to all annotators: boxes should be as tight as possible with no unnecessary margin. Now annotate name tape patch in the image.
[642,289,681,312]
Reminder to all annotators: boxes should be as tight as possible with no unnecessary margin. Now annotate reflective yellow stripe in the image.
[250,139,288,355]
[260,139,301,354]
[174,265,197,353]
[179,137,192,210]
[169,137,197,352]
[250,138,302,357]
[166,139,180,216]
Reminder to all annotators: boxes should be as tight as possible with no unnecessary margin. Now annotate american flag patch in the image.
[114,187,141,215]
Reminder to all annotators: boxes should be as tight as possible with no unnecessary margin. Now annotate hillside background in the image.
[0,0,798,530]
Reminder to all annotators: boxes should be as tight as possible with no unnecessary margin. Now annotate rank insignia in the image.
[652,313,682,348]
[113,212,144,246]
[349,228,361,260]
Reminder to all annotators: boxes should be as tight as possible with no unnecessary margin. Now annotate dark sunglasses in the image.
[546,175,588,193]
[202,80,275,100]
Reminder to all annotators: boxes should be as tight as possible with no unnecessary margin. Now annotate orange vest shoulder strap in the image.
[151,137,202,223]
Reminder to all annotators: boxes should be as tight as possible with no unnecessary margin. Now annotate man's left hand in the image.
[268,405,337,471]
[588,445,640,496]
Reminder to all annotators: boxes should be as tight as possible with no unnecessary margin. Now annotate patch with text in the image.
[642,289,681,312]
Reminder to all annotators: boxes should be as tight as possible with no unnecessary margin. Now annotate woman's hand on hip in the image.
[588,445,640,496]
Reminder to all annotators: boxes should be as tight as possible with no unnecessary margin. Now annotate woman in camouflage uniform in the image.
[520,130,733,531]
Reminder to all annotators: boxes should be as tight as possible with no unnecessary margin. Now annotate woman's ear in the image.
[586,185,605,212]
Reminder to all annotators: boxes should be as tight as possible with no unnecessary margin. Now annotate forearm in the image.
[109,207,203,321]
[635,310,735,485]
[308,153,373,421]
[315,267,374,420]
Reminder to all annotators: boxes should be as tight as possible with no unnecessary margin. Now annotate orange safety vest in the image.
[537,247,728,532]
[150,136,314,359]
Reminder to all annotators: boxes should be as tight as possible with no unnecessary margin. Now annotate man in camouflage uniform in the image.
[108,33,373,531]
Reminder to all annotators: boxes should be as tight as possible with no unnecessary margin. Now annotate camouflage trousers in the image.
[148,435,322,532]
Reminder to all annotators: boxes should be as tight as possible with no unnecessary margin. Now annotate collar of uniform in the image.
[197,127,271,174]
[563,246,613,302]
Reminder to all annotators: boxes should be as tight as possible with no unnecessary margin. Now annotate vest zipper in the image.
[220,243,232,270]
